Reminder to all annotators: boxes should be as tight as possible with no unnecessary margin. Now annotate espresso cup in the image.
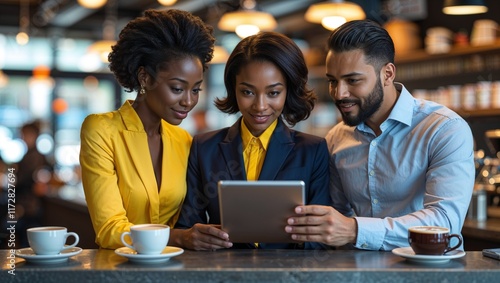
[121,224,169,255]
[408,226,462,255]
[27,226,80,255]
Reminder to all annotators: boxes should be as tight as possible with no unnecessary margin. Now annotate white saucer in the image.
[392,247,466,264]
[114,246,184,264]
[16,247,83,264]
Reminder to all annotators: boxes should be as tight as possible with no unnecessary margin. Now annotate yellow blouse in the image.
[241,119,277,181]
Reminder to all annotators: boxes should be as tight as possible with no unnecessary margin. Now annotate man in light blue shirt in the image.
[285,20,474,250]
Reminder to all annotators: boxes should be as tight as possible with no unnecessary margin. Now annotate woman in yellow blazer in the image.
[79,9,215,249]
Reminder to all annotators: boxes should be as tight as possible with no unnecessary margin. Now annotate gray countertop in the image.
[2,249,500,282]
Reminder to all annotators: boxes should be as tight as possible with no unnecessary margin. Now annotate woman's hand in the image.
[171,224,233,251]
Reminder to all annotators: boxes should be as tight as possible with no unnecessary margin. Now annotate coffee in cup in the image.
[27,226,80,255]
[408,226,462,255]
[121,224,169,255]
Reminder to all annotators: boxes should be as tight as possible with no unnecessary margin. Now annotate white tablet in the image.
[218,180,305,243]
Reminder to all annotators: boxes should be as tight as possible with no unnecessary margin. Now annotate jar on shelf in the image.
[448,85,461,109]
[476,81,491,109]
[461,84,476,110]
[471,19,498,46]
[492,81,500,108]
[468,186,487,221]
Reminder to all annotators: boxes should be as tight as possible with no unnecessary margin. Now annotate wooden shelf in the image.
[456,108,500,118]
[395,40,500,64]
[309,41,500,119]
[394,39,500,93]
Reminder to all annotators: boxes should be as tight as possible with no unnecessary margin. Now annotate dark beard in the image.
[336,79,384,126]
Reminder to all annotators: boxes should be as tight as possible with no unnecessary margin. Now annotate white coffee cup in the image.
[27,226,80,255]
[121,224,170,255]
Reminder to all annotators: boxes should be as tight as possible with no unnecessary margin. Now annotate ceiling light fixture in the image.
[16,0,30,45]
[77,0,108,9]
[305,0,366,30]
[211,46,230,64]
[88,40,117,63]
[157,0,178,6]
[218,0,277,38]
[87,0,117,64]
[442,0,488,15]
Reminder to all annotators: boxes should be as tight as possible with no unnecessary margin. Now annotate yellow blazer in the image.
[80,100,191,249]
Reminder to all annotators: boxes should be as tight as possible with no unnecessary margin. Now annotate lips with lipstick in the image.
[173,109,189,120]
[250,114,271,124]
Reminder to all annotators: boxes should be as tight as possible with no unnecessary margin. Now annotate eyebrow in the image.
[238,82,284,88]
[326,72,364,79]
[168,78,203,85]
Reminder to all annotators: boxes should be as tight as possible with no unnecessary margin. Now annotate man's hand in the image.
[285,205,357,247]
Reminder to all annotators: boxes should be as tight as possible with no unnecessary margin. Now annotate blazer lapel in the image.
[259,119,294,180]
[219,118,246,180]
[119,102,159,221]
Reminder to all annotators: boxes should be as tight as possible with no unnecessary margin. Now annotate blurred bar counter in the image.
[462,207,500,251]
[1,249,500,282]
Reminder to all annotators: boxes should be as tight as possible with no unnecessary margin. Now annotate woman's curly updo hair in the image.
[215,31,316,127]
[108,9,215,93]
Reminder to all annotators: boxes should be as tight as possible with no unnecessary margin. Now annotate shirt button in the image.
[371,141,377,146]
[361,243,368,248]
[373,198,379,204]
[369,170,375,176]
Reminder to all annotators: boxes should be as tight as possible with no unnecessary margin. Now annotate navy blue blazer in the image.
[176,117,332,249]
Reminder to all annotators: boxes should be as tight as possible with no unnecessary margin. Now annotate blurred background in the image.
[0,0,499,249]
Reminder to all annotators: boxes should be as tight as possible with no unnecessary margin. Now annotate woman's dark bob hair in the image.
[215,31,316,127]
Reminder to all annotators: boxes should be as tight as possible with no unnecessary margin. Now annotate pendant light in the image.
[218,0,277,38]
[87,0,117,63]
[211,46,230,64]
[16,0,30,45]
[442,0,488,15]
[157,0,177,5]
[305,0,366,30]
[77,0,107,9]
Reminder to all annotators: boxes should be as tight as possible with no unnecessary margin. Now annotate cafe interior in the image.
[0,0,500,274]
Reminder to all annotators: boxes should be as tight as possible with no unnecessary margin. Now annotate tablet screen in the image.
[218,180,305,243]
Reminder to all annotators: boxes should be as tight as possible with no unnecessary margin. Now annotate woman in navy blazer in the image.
[173,32,331,250]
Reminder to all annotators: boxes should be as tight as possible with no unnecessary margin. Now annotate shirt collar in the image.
[356,83,413,133]
[241,118,278,151]
[387,83,414,127]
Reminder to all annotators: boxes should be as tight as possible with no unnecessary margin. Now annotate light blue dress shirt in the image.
[325,83,475,251]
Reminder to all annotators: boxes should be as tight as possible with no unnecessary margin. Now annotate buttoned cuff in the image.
[353,217,385,250]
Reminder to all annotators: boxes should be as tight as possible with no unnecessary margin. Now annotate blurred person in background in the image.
[79,9,215,249]
[173,31,331,251]
[15,120,51,247]
[0,154,9,248]
[191,109,210,134]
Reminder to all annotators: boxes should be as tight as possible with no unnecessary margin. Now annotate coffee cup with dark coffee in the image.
[408,226,462,255]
